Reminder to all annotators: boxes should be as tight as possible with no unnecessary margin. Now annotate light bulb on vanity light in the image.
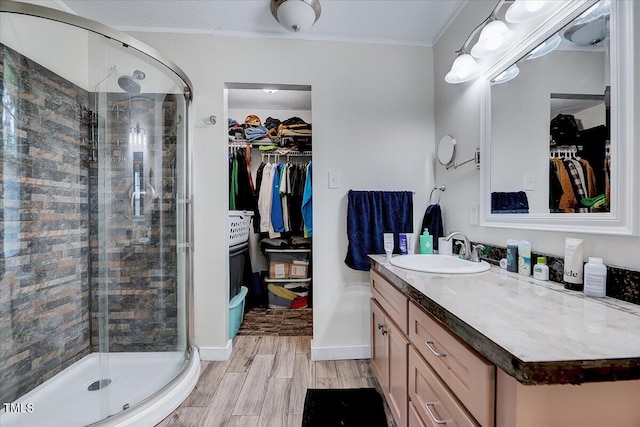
[470,20,514,58]
[445,54,481,84]
[506,0,551,23]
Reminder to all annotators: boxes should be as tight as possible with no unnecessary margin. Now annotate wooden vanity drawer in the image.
[371,269,408,334]
[408,401,426,427]
[409,346,479,427]
[408,302,495,427]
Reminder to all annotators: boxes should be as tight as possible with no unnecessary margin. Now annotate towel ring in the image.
[429,185,446,204]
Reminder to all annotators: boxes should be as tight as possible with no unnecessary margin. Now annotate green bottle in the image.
[419,228,433,254]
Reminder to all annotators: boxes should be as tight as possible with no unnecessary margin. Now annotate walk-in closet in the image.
[226,84,313,338]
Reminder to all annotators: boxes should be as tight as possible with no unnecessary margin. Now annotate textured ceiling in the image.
[60,0,465,47]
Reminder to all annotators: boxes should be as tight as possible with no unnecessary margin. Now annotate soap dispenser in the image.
[419,228,433,254]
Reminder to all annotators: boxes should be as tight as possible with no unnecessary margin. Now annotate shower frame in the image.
[0,0,197,424]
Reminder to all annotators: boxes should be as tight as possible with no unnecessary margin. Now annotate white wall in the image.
[128,32,435,359]
[434,1,640,269]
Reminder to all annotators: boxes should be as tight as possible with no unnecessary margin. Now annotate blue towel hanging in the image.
[345,190,413,271]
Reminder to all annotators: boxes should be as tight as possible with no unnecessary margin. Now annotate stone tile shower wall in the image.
[89,93,179,352]
[0,44,91,403]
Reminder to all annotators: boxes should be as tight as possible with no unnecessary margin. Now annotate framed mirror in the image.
[480,0,637,235]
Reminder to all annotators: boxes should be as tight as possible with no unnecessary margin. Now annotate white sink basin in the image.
[389,254,491,274]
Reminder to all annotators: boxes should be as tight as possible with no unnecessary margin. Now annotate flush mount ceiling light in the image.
[526,32,562,60]
[263,89,279,95]
[505,0,552,23]
[564,0,610,46]
[491,64,519,85]
[445,54,482,84]
[270,0,321,33]
[470,19,514,58]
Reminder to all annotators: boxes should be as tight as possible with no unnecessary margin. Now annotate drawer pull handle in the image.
[425,402,447,425]
[381,329,388,336]
[377,323,384,330]
[425,341,446,357]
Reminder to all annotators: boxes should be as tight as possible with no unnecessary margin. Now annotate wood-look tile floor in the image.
[157,336,396,427]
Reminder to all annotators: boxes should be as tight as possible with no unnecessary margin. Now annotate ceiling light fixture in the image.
[270,0,321,33]
[263,89,279,95]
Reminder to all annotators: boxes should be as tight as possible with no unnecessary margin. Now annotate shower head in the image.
[118,70,146,94]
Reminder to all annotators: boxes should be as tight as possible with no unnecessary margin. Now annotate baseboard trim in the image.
[310,341,371,361]
[198,340,233,361]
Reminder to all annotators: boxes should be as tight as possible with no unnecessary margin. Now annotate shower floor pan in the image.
[0,350,200,427]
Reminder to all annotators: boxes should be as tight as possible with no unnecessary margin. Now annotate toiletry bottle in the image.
[518,240,531,276]
[419,228,433,254]
[533,257,549,281]
[506,239,518,273]
[399,233,408,255]
[563,238,584,291]
[584,257,607,297]
[407,233,415,255]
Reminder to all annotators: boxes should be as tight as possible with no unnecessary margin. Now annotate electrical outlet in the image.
[470,204,479,225]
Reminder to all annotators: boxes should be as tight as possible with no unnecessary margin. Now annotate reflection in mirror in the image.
[489,0,610,216]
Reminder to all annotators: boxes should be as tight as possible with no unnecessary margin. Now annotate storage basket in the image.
[229,286,248,339]
[228,210,252,247]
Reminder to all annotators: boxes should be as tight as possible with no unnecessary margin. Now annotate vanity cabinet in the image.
[371,270,409,427]
[371,269,494,427]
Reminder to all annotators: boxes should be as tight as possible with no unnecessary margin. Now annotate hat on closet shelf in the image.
[244,115,262,126]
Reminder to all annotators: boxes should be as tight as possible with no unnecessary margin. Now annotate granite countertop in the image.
[369,254,640,385]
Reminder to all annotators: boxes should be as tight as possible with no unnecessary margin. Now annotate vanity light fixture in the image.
[526,32,561,60]
[490,63,519,85]
[505,0,552,23]
[470,19,514,58]
[445,54,482,84]
[270,0,321,33]
[445,0,514,84]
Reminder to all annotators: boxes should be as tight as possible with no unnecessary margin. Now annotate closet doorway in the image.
[226,83,313,338]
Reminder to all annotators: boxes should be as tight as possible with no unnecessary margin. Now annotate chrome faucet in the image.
[444,232,485,262]
[444,231,471,261]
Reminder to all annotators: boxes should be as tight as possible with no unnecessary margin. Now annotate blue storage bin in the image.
[229,286,248,339]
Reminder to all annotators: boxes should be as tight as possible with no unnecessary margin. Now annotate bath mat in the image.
[302,388,388,427]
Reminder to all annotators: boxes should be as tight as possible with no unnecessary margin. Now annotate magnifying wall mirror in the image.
[437,134,479,170]
[437,135,456,168]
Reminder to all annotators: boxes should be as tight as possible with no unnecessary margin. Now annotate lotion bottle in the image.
[533,257,549,281]
[518,240,531,276]
[584,257,607,297]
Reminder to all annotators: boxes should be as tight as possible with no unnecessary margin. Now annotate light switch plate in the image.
[328,170,340,189]
[524,173,535,191]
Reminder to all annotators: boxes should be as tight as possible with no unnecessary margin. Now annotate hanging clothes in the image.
[229,151,238,210]
[301,161,313,237]
[271,163,285,233]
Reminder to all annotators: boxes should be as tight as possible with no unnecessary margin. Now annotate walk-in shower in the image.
[0,1,198,426]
